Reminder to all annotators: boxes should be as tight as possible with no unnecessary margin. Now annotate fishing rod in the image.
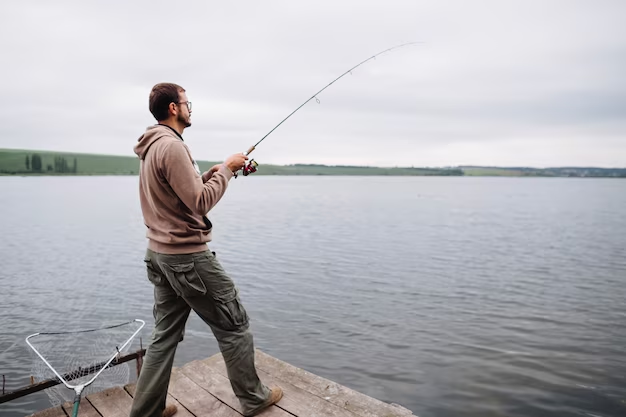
[234,41,418,177]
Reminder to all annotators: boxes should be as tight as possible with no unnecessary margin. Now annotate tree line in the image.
[25,154,77,173]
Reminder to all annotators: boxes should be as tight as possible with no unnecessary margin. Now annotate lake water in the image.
[0,176,625,417]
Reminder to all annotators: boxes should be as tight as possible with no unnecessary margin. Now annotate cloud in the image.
[0,0,624,167]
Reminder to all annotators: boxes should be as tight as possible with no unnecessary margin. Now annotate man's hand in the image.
[209,164,222,175]
[202,164,223,182]
[225,153,248,172]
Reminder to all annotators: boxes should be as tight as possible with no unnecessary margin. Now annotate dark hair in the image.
[149,83,185,121]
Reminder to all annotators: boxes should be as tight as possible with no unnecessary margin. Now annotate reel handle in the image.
[233,145,257,178]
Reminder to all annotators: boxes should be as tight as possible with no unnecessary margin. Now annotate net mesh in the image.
[27,320,144,406]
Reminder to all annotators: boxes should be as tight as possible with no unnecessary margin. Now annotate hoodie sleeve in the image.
[161,140,234,215]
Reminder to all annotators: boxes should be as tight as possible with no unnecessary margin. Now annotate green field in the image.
[460,166,626,177]
[2,149,623,177]
[461,167,531,176]
[0,148,145,175]
[0,148,462,176]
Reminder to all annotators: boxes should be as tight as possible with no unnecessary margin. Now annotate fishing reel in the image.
[234,159,258,178]
[243,159,258,176]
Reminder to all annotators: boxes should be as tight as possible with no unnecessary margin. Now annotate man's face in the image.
[177,91,192,128]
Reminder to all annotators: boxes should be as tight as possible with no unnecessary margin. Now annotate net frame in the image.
[25,319,145,397]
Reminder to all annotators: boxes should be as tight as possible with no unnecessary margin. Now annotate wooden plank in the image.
[178,361,240,411]
[125,382,195,417]
[195,358,364,417]
[166,367,240,417]
[61,399,102,417]
[256,367,361,417]
[85,386,133,417]
[27,406,68,417]
[255,351,414,417]
[180,360,290,417]
[203,351,414,417]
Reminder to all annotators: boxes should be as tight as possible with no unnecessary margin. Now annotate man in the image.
[130,82,282,417]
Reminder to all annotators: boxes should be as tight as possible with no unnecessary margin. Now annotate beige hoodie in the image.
[134,124,233,254]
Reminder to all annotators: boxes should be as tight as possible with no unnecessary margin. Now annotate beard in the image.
[178,112,192,128]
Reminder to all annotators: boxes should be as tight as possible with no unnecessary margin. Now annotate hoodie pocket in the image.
[162,261,207,297]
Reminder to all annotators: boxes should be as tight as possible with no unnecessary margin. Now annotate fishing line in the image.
[235,41,419,176]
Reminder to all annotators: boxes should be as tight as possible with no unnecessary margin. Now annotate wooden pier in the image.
[26,350,415,417]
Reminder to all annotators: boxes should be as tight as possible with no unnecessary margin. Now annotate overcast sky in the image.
[0,0,624,167]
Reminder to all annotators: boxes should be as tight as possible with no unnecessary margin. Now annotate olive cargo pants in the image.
[129,249,270,417]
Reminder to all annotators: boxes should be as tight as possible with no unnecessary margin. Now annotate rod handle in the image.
[244,145,255,156]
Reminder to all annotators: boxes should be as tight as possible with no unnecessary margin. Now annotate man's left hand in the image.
[202,164,223,182]
[209,164,222,175]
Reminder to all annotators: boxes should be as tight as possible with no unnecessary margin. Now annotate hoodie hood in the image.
[134,124,182,160]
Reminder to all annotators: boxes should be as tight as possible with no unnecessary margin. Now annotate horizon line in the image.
[0,147,624,170]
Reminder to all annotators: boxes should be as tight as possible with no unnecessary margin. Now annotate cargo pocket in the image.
[162,262,207,297]
[145,259,164,285]
[213,287,249,330]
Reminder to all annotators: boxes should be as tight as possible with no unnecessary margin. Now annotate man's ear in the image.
[169,102,177,116]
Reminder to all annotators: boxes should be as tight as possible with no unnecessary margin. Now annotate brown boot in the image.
[245,387,283,416]
[162,404,178,417]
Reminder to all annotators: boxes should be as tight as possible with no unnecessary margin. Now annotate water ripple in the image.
[1,176,625,417]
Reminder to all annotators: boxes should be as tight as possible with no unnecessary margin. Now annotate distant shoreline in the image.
[1,148,625,177]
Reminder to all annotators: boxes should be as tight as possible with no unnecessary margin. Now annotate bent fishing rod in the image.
[234,42,418,177]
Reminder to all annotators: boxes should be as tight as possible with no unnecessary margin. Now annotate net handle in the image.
[25,319,146,391]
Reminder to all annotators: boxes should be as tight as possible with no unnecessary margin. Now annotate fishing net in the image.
[27,319,145,406]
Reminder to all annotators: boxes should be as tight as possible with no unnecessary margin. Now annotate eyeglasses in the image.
[177,101,192,111]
